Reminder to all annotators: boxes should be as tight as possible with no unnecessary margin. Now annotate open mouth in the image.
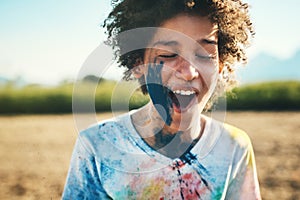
[168,89,197,113]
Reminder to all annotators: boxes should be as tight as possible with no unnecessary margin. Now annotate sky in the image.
[0,0,299,85]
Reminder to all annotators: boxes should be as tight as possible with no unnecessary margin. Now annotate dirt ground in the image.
[0,112,299,200]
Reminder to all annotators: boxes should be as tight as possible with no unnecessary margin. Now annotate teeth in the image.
[173,90,195,95]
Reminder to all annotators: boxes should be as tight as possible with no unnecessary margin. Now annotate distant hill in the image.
[237,50,300,84]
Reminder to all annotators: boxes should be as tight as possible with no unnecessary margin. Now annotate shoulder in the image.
[218,122,254,165]
[207,117,251,148]
[78,112,132,153]
[208,120,256,171]
[222,123,252,148]
[79,117,123,139]
[82,112,131,134]
[207,118,253,154]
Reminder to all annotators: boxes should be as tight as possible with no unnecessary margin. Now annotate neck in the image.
[131,103,205,158]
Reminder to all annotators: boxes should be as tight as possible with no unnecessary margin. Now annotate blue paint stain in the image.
[146,60,174,126]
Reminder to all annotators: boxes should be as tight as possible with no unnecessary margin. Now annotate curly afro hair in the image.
[103,0,254,94]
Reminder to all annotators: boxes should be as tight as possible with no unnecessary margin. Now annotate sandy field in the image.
[0,112,299,200]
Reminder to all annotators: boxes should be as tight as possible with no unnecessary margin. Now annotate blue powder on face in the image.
[146,60,174,126]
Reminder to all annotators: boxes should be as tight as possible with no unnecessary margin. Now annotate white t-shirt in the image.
[63,111,261,199]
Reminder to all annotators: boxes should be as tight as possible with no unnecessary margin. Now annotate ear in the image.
[132,59,146,79]
[218,62,224,74]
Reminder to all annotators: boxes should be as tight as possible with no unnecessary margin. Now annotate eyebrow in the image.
[152,40,179,47]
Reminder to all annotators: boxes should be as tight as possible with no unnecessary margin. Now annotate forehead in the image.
[149,14,218,47]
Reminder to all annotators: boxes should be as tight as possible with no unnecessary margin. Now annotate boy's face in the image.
[142,14,220,131]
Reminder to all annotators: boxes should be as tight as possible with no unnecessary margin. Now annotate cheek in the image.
[201,71,218,91]
[157,58,185,84]
[196,62,219,86]
[160,66,175,84]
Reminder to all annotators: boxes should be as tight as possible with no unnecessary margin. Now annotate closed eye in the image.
[159,54,178,58]
[203,39,218,45]
[196,54,216,60]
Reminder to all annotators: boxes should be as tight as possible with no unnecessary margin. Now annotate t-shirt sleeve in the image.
[62,137,112,199]
[225,131,261,200]
[239,143,261,200]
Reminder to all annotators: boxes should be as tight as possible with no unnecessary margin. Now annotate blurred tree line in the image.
[0,77,299,114]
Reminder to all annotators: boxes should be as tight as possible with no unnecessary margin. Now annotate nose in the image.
[175,58,199,81]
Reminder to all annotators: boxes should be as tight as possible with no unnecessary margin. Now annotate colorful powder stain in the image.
[179,172,209,199]
[140,177,168,199]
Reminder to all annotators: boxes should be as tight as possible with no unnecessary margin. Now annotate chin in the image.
[168,109,201,132]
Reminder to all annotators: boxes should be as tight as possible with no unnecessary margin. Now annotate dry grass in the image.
[0,112,299,200]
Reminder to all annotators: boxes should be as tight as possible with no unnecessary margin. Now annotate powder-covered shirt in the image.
[62,111,261,200]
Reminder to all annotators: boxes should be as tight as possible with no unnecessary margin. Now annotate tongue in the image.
[176,94,195,108]
[169,91,195,111]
